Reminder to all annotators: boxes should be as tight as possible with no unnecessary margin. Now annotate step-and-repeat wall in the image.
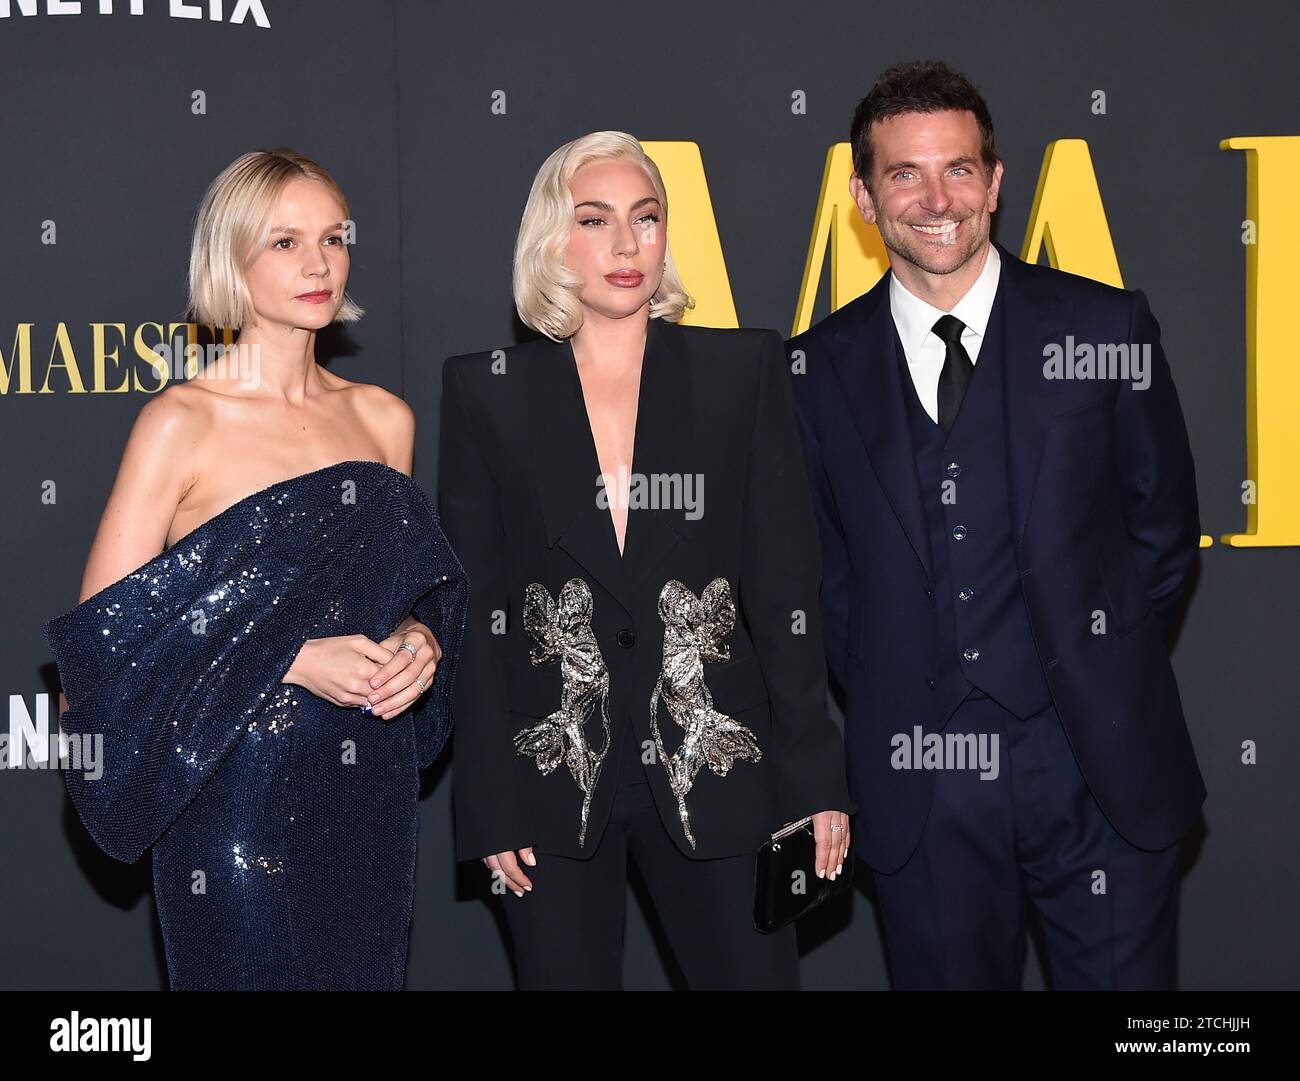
[2,0,1295,989]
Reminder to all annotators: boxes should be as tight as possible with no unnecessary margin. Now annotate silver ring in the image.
[415,676,426,692]
[399,642,419,659]
[830,824,844,832]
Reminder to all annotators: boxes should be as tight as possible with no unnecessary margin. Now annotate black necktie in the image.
[933,314,973,434]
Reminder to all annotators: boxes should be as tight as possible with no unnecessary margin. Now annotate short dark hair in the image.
[850,60,998,188]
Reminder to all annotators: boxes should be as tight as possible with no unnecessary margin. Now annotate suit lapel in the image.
[830,273,933,582]
[529,333,633,615]
[996,243,1066,551]
[622,316,694,592]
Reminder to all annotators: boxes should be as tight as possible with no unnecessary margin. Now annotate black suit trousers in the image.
[501,729,800,990]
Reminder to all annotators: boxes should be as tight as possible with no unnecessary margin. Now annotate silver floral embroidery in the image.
[649,578,762,848]
[513,578,611,846]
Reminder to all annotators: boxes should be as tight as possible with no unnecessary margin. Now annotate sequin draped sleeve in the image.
[401,482,470,769]
[438,356,525,861]
[43,463,467,864]
[741,331,855,825]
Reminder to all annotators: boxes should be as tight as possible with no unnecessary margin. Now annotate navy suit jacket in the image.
[788,242,1206,873]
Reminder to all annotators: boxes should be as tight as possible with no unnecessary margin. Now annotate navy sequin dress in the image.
[43,460,468,990]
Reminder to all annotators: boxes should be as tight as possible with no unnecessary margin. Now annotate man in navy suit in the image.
[788,60,1205,989]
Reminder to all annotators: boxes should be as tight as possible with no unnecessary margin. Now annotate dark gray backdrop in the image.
[1,0,1295,990]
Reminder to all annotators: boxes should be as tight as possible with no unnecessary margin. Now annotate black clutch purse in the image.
[753,816,851,933]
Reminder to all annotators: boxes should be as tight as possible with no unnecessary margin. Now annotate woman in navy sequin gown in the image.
[42,149,467,990]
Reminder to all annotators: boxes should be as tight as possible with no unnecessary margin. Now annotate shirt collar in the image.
[888,242,1002,361]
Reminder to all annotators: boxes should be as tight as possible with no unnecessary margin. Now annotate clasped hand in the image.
[284,616,441,719]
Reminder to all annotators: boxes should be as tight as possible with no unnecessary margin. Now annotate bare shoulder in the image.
[139,377,211,425]
[314,369,413,428]
[125,382,216,494]
[79,383,215,595]
[351,381,414,429]
[344,380,415,468]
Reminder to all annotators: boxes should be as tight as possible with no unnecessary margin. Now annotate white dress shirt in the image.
[888,243,1002,424]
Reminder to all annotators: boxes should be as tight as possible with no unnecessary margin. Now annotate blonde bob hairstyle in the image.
[187,148,364,331]
[513,131,694,341]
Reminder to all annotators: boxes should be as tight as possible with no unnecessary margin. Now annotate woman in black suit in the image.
[439,131,852,990]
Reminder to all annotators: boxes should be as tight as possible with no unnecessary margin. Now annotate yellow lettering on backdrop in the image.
[640,141,737,328]
[41,323,86,394]
[92,323,130,394]
[1021,139,1123,288]
[0,324,34,395]
[658,138,1122,336]
[791,143,890,335]
[133,323,169,393]
[1219,136,1299,548]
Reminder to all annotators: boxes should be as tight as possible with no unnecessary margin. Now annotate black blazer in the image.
[438,316,853,862]
[788,242,1206,872]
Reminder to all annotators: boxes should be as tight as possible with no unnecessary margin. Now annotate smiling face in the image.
[243,177,350,332]
[565,158,666,324]
[850,108,1003,282]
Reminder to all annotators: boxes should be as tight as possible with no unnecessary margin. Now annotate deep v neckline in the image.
[530,315,692,610]
[563,326,652,559]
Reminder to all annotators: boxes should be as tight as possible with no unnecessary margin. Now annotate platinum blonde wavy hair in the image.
[187,148,364,331]
[513,131,694,341]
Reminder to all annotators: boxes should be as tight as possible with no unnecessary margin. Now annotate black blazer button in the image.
[616,629,636,648]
